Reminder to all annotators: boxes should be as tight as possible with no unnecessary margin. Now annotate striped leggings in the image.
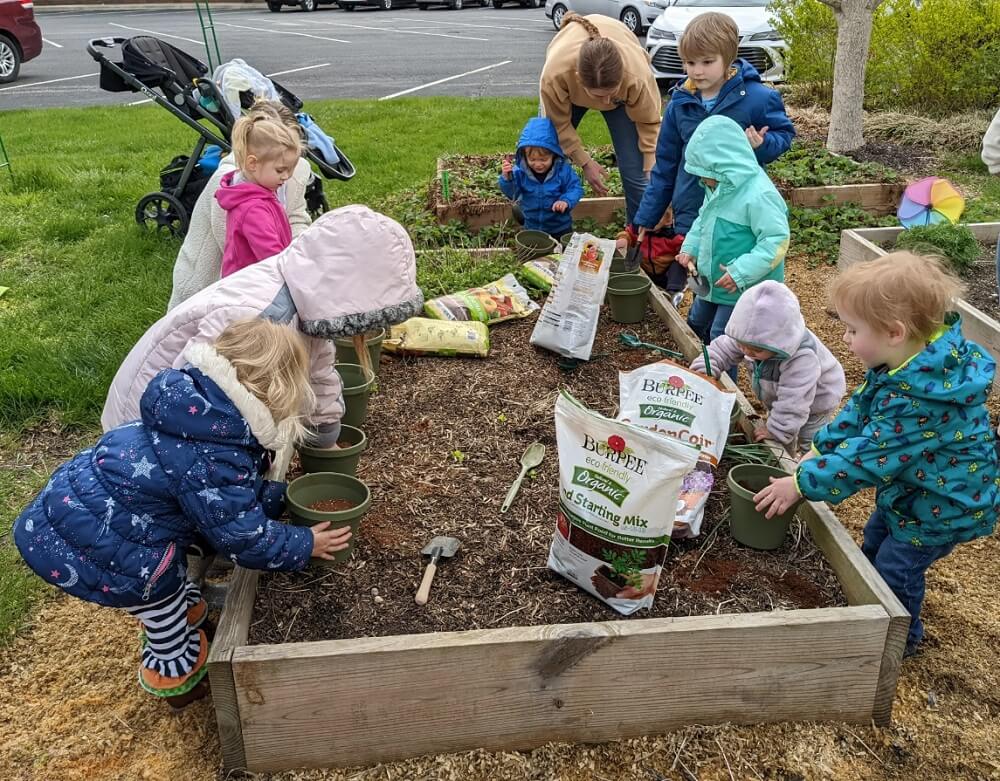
[125,580,205,680]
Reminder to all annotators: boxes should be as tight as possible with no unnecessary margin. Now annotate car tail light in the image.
[19,0,34,8]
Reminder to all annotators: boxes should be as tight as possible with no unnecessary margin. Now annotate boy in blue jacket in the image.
[631,11,795,297]
[755,253,999,658]
[499,116,584,238]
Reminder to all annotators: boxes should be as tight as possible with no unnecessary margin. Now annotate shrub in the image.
[894,223,982,275]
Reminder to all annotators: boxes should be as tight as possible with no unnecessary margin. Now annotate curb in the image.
[38,2,259,10]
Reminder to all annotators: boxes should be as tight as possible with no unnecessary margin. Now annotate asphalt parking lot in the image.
[1,5,577,109]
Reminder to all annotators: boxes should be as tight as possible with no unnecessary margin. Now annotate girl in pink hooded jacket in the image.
[691,281,846,454]
[216,112,303,277]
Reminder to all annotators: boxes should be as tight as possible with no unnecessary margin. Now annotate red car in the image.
[0,0,42,83]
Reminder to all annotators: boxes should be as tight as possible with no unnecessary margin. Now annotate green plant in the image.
[767,142,899,188]
[451,449,466,464]
[767,0,837,106]
[894,223,983,275]
[788,203,897,266]
[601,548,646,589]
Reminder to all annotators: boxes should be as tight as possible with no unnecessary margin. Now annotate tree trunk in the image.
[820,0,884,153]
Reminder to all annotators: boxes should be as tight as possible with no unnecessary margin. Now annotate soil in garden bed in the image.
[249,306,847,645]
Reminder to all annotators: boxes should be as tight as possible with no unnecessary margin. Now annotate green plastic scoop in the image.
[501,442,545,514]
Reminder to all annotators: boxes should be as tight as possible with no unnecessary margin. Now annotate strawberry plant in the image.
[767,142,900,189]
[788,204,897,267]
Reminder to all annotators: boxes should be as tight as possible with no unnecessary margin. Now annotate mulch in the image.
[248,306,845,646]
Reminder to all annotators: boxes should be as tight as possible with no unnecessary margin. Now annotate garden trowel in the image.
[501,441,545,514]
[415,536,461,606]
[623,240,642,273]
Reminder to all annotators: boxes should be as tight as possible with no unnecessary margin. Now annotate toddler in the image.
[756,253,998,657]
[216,112,303,277]
[499,116,583,238]
[691,281,846,454]
[14,320,350,709]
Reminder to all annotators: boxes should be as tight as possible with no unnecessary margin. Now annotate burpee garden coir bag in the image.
[617,360,736,537]
[548,391,700,615]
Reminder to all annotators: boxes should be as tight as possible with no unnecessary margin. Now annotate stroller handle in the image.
[87,37,128,62]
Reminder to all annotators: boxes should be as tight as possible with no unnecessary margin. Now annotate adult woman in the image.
[539,13,662,223]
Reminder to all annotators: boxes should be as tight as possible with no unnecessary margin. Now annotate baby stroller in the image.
[87,36,355,238]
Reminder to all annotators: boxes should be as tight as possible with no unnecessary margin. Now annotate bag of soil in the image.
[617,360,736,537]
[423,273,538,325]
[548,391,700,615]
[382,318,490,357]
[530,234,614,361]
[520,255,561,293]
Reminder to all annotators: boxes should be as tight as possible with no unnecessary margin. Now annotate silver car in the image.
[544,0,671,34]
[646,0,786,83]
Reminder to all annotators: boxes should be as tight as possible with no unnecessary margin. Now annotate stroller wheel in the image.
[136,192,189,239]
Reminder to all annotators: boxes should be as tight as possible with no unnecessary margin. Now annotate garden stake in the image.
[415,536,461,606]
[441,170,451,202]
[618,330,684,359]
[702,345,713,377]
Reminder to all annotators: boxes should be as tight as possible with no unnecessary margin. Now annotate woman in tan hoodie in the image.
[539,13,661,224]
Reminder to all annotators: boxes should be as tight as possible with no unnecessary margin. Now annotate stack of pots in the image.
[514,230,557,262]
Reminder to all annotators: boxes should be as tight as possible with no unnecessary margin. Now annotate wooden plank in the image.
[785,183,905,215]
[434,197,626,230]
[208,566,259,772]
[838,229,885,269]
[234,606,887,772]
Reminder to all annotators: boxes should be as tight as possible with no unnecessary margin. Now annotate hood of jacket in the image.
[139,342,295,453]
[672,59,761,106]
[724,281,804,358]
[515,117,566,169]
[215,171,277,213]
[684,114,761,190]
[272,204,424,339]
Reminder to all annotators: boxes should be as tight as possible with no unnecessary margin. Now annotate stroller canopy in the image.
[103,36,208,93]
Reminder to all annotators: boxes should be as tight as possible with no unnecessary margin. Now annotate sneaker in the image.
[166,678,210,713]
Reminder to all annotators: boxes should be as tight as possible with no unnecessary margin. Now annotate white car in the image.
[646,0,786,84]
[544,0,671,35]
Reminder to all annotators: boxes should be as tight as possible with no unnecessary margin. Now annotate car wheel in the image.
[300,0,316,10]
[450,0,463,7]
[526,0,541,6]
[550,3,566,29]
[620,7,640,33]
[267,1,282,10]
[0,35,20,84]
[380,0,392,7]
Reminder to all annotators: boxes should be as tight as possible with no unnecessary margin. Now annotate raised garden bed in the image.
[839,222,1000,380]
[208,285,908,773]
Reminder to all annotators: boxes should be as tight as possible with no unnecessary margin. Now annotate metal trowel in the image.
[414,536,461,606]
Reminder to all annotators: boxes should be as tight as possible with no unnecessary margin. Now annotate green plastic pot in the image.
[604,270,637,304]
[726,464,800,550]
[297,425,368,477]
[560,232,574,248]
[335,363,375,429]
[334,329,385,376]
[515,230,557,262]
[286,472,372,565]
[609,257,639,275]
[607,274,651,324]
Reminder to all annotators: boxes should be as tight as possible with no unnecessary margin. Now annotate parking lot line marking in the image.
[477,13,551,24]
[392,15,548,32]
[380,59,512,100]
[125,62,332,106]
[219,22,351,44]
[0,72,98,92]
[309,21,488,41]
[42,38,64,48]
[108,22,206,46]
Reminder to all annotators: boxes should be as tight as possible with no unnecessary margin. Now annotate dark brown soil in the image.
[959,261,999,318]
[307,498,356,512]
[845,141,936,177]
[249,310,846,646]
[337,439,353,448]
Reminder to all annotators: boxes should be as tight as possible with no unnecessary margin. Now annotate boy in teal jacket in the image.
[674,115,789,363]
[756,252,998,657]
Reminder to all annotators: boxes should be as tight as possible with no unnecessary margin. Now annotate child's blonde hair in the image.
[830,251,964,341]
[231,109,303,169]
[678,12,739,67]
[214,319,315,439]
[247,98,304,139]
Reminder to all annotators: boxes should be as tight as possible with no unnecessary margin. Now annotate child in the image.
[14,320,351,709]
[674,114,789,354]
[755,253,998,657]
[690,280,846,454]
[631,11,795,296]
[216,112,303,277]
[498,116,584,238]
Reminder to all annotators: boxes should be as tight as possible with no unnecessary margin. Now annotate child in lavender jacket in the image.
[691,281,846,453]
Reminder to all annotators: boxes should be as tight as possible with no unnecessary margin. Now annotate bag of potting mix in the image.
[530,233,614,361]
[520,255,561,293]
[548,391,701,615]
[423,274,538,325]
[382,317,490,358]
[617,360,736,538]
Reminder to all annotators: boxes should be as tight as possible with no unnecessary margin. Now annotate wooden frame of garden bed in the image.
[207,284,909,774]
[839,222,1000,384]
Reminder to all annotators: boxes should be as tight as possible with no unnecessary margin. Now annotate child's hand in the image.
[615,236,629,253]
[552,200,569,213]
[715,266,738,292]
[753,476,800,519]
[746,126,769,149]
[675,252,694,270]
[752,426,770,443]
[501,156,513,180]
[310,521,352,560]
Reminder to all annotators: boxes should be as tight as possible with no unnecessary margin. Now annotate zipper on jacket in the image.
[142,542,176,602]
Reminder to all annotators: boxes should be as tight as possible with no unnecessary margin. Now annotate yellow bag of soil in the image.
[382,318,490,358]
[423,273,538,325]
[520,255,561,292]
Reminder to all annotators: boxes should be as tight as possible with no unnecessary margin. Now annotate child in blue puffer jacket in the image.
[13,320,350,710]
[499,116,584,237]
[755,253,999,658]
